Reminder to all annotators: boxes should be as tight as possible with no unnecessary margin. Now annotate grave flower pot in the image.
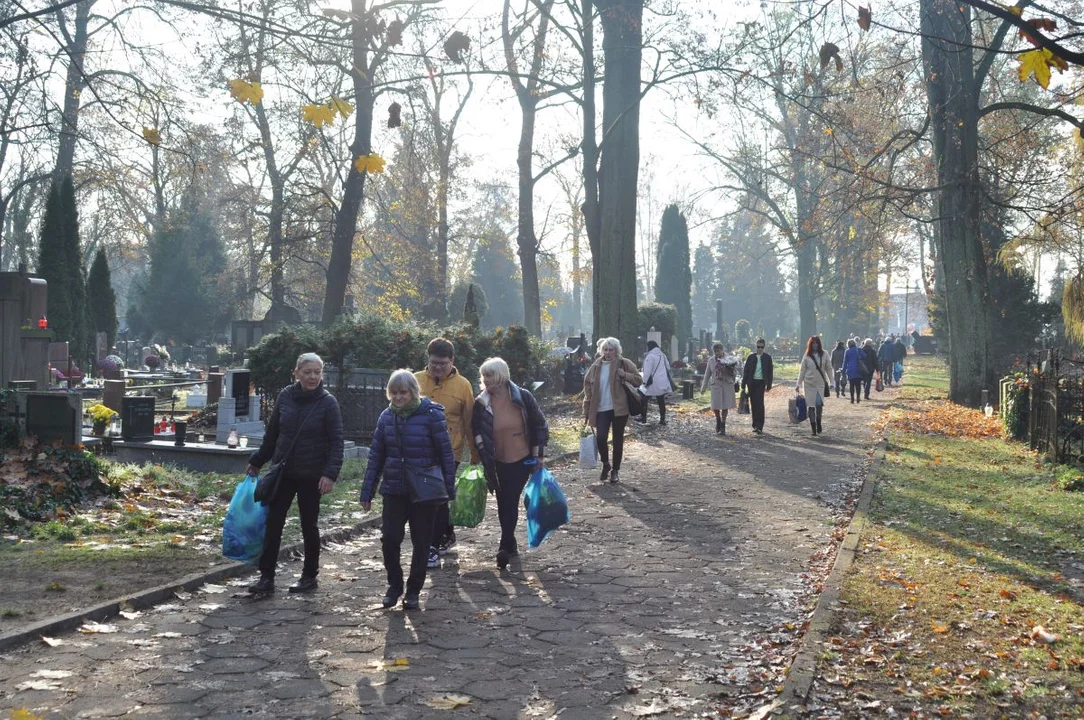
[92,421,107,437]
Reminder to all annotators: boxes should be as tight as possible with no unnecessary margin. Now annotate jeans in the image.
[596,410,629,471]
[748,380,767,430]
[495,458,532,553]
[259,473,321,577]
[381,494,438,594]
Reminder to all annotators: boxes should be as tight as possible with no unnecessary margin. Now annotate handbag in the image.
[396,416,449,505]
[623,382,645,417]
[253,397,324,505]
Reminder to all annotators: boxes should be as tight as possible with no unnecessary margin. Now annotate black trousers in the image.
[495,458,532,554]
[381,494,438,594]
[430,462,459,549]
[881,361,893,385]
[259,473,321,577]
[849,378,862,402]
[834,368,844,395]
[641,395,666,422]
[596,410,629,471]
[747,380,767,431]
[862,375,873,398]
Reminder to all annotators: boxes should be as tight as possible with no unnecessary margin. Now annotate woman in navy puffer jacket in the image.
[361,369,456,610]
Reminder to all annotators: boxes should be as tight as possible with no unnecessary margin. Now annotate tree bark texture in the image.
[322,0,374,326]
[53,0,93,182]
[921,0,991,405]
[581,0,601,344]
[597,0,642,353]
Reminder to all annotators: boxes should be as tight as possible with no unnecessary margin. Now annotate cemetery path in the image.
[0,384,890,718]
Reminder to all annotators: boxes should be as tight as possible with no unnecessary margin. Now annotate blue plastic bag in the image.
[522,466,570,549]
[795,393,808,422]
[222,475,269,565]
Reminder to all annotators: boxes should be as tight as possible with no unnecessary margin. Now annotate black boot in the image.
[810,418,817,436]
[720,419,726,436]
[288,574,318,593]
[659,403,667,426]
[247,572,275,594]
[715,417,722,434]
[816,408,823,435]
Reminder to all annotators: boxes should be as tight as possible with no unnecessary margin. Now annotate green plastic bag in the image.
[449,464,487,528]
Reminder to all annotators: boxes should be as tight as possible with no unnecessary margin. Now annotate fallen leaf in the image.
[16,680,61,691]
[29,670,73,679]
[932,622,949,634]
[11,709,45,720]
[119,610,142,620]
[1031,625,1059,644]
[79,622,118,634]
[40,636,64,647]
[425,694,472,709]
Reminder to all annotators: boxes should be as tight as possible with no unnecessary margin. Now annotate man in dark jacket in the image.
[877,337,895,387]
[741,338,773,435]
[246,353,344,594]
[862,339,879,399]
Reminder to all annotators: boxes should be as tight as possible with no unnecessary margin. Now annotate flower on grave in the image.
[98,355,123,374]
[87,403,118,425]
[152,343,170,361]
[144,354,161,369]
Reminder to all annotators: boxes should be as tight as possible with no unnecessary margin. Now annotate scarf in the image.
[390,399,420,419]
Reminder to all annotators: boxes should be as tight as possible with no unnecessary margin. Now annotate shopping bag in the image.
[522,466,570,549]
[449,464,487,528]
[875,374,884,392]
[738,390,750,414]
[793,394,810,422]
[222,475,269,565]
[579,429,598,468]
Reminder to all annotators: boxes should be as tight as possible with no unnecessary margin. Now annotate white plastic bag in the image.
[579,432,598,468]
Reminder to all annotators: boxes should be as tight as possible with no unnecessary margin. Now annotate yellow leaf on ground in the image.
[932,622,949,634]
[425,694,472,710]
[11,709,46,720]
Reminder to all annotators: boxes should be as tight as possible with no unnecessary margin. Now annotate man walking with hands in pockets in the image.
[741,338,774,435]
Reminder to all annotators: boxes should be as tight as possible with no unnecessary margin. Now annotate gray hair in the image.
[847,339,857,348]
[597,336,622,356]
[864,338,874,346]
[479,357,510,386]
[385,369,420,401]
[296,352,324,369]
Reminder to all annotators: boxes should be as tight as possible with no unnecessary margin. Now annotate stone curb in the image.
[775,437,887,716]
[0,514,383,654]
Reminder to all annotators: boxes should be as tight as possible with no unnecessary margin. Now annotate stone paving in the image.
[0,389,886,719]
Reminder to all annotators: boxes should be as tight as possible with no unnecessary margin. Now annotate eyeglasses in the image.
[756,345,765,349]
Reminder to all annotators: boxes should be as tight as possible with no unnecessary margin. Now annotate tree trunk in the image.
[516,99,542,337]
[795,238,817,342]
[322,0,374,326]
[581,0,601,343]
[253,100,287,321]
[54,1,93,181]
[921,0,991,405]
[597,0,642,353]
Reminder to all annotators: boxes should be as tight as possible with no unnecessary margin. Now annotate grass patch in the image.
[813,355,1084,717]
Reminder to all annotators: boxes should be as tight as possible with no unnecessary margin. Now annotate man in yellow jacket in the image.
[415,338,479,565]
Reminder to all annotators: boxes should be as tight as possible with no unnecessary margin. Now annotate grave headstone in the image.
[207,372,224,405]
[121,396,156,440]
[24,392,81,445]
[0,272,52,390]
[103,379,125,413]
[225,369,251,417]
[647,328,662,348]
[670,336,679,363]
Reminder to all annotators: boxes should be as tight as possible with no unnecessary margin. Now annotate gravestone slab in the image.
[24,392,81,445]
[103,379,125,413]
[121,396,156,440]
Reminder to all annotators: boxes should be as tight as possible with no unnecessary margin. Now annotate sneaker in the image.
[439,532,457,555]
[427,548,440,569]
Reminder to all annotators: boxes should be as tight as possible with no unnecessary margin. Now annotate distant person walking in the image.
[638,340,672,426]
[830,340,846,398]
[893,336,907,383]
[701,342,739,435]
[862,338,878,399]
[361,370,457,610]
[878,337,895,388]
[415,338,478,569]
[741,338,774,435]
[472,357,548,570]
[246,353,344,595]
[583,337,643,483]
[842,339,863,404]
[796,336,833,436]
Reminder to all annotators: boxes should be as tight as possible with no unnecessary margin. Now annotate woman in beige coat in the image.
[700,342,739,435]
[795,336,834,437]
[583,337,643,484]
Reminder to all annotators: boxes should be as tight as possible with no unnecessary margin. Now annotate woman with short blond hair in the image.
[583,337,643,484]
[361,369,456,610]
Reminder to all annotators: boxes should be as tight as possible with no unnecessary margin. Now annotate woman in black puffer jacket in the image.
[246,352,344,595]
[361,369,456,610]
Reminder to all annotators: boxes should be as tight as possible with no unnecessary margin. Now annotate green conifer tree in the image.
[653,204,692,343]
[87,248,118,349]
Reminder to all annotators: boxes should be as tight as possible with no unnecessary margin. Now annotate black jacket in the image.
[472,382,549,470]
[741,352,773,391]
[249,382,345,482]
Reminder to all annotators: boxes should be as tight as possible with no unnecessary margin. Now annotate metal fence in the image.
[1014,349,1084,464]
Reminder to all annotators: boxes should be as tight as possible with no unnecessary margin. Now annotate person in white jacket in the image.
[795,336,834,437]
[638,340,672,426]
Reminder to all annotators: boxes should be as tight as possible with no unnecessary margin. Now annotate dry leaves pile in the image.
[876,401,1001,439]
